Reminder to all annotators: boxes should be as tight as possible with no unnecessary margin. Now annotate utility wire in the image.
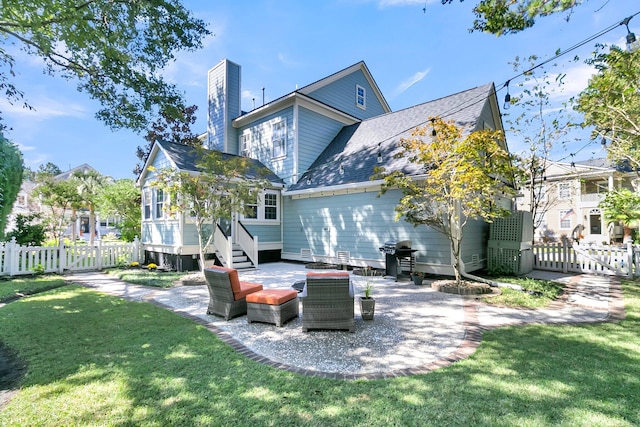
[289,11,640,182]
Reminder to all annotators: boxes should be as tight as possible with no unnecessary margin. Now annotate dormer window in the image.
[356,84,366,110]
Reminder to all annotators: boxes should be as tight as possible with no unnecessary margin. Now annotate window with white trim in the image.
[272,120,286,158]
[558,182,571,200]
[559,209,572,229]
[245,202,258,219]
[242,190,279,222]
[155,188,165,219]
[143,189,151,220]
[535,184,547,202]
[356,84,366,110]
[264,193,277,220]
[240,131,251,157]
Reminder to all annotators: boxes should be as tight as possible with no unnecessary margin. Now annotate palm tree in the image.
[73,170,110,245]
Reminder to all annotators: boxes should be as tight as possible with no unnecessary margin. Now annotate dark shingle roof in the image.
[288,83,497,191]
[157,140,283,184]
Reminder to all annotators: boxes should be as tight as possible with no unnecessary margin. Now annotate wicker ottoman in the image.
[246,289,299,327]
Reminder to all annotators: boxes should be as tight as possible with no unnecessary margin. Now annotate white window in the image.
[243,190,279,222]
[559,209,572,229]
[155,188,164,219]
[143,189,151,220]
[272,120,286,158]
[245,202,258,219]
[535,184,547,202]
[264,193,277,220]
[240,131,251,157]
[356,84,366,110]
[16,195,26,207]
[558,182,571,200]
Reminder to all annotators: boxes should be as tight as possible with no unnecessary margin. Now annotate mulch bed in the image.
[431,279,494,296]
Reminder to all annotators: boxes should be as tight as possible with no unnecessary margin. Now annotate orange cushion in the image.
[246,289,297,305]
[234,281,263,299]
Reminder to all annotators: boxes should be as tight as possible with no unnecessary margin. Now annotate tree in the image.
[152,148,271,272]
[376,118,519,284]
[575,46,640,173]
[98,178,141,242]
[134,104,201,175]
[442,0,585,35]
[34,177,83,245]
[74,170,110,245]
[37,162,63,177]
[0,133,23,238]
[0,1,210,131]
[6,213,46,246]
[506,55,577,240]
[599,188,640,241]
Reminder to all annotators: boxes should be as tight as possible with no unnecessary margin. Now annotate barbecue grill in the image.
[379,240,416,281]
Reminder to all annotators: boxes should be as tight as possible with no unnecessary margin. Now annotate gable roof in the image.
[297,61,391,112]
[287,82,498,193]
[233,61,390,127]
[54,163,98,181]
[139,140,284,185]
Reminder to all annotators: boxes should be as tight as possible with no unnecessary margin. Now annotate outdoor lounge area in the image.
[154,262,471,376]
[68,262,614,378]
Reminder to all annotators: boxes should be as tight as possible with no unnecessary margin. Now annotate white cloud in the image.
[15,143,36,152]
[392,67,431,97]
[277,53,301,68]
[0,95,87,120]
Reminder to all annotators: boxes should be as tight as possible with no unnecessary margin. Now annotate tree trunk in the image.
[89,206,96,246]
[451,235,462,284]
[70,209,77,241]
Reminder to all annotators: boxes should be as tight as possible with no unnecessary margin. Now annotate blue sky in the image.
[2,0,639,179]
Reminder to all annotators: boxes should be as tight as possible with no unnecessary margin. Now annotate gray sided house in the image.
[138,59,512,275]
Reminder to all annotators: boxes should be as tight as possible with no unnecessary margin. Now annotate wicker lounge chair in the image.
[203,266,263,320]
[300,272,355,332]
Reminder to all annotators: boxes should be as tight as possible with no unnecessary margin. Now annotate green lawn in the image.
[0,278,639,426]
[481,276,565,308]
[0,275,67,303]
[104,268,188,288]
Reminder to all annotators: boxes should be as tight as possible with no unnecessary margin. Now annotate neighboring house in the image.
[138,59,512,275]
[517,159,638,244]
[4,180,41,235]
[4,164,119,242]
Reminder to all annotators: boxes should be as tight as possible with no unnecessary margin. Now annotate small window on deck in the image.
[155,189,164,219]
[143,189,151,220]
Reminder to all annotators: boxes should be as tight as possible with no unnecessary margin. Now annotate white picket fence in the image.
[533,240,640,278]
[0,237,141,277]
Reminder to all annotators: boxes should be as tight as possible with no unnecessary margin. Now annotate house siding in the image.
[282,189,453,269]
[297,106,348,182]
[239,107,295,183]
[306,70,386,120]
[243,223,282,244]
[142,221,180,246]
